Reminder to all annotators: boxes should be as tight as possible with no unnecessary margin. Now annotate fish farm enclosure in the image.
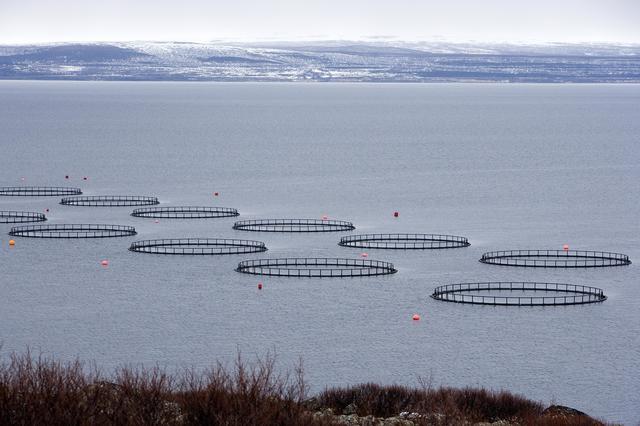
[0,211,47,223]
[480,250,631,268]
[0,186,82,196]
[131,206,239,219]
[339,233,470,249]
[60,195,159,207]
[430,282,607,306]
[233,218,355,232]
[129,238,267,255]
[9,224,137,238]
[236,258,398,277]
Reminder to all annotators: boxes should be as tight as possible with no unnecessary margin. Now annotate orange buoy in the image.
[100,260,109,266]
[9,239,15,246]
[257,282,263,290]
[412,314,420,321]
[393,211,399,218]
[563,244,569,251]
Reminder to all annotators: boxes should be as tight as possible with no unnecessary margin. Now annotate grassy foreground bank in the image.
[0,350,606,425]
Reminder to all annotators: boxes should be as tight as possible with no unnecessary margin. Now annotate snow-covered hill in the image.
[1,41,639,82]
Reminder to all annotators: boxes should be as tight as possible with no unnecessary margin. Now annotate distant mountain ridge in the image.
[0,44,148,63]
[1,41,639,82]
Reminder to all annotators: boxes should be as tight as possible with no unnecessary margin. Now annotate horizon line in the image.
[1,38,640,47]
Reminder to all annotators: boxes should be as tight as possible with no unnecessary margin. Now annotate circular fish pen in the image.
[129,238,267,255]
[233,219,355,232]
[339,233,470,249]
[236,258,397,277]
[479,249,631,268]
[131,206,239,219]
[9,224,137,238]
[431,282,607,306]
[60,195,159,207]
[0,211,47,224]
[0,186,82,196]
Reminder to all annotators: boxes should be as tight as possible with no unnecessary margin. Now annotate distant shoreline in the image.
[2,42,639,83]
[2,78,640,84]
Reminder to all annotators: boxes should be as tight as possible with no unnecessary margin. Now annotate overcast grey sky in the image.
[1,0,638,44]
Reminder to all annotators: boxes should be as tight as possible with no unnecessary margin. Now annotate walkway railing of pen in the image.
[0,186,82,196]
[60,195,159,207]
[0,211,47,223]
[131,206,239,218]
[479,249,630,267]
[233,219,355,232]
[236,257,397,277]
[431,282,607,305]
[339,233,469,249]
[9,224,137,238]
[129,238,267,255]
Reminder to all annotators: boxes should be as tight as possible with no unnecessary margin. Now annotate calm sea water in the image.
[0,81,638,424]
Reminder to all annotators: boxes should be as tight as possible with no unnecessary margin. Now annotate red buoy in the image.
[257,282,263,290]
[154,219,159,223]
[83,176,88,180]
[412,314,420,321]
[361,252,368,258]
[393,211,399,218]
[563,244,569,251]
[45,208,49,213]
[214,192,219,196]
[65,175,69,179]
[322,215,328,220]
[100,260,109,266]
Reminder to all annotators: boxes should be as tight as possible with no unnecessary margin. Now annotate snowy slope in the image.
[1,41,638,82]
